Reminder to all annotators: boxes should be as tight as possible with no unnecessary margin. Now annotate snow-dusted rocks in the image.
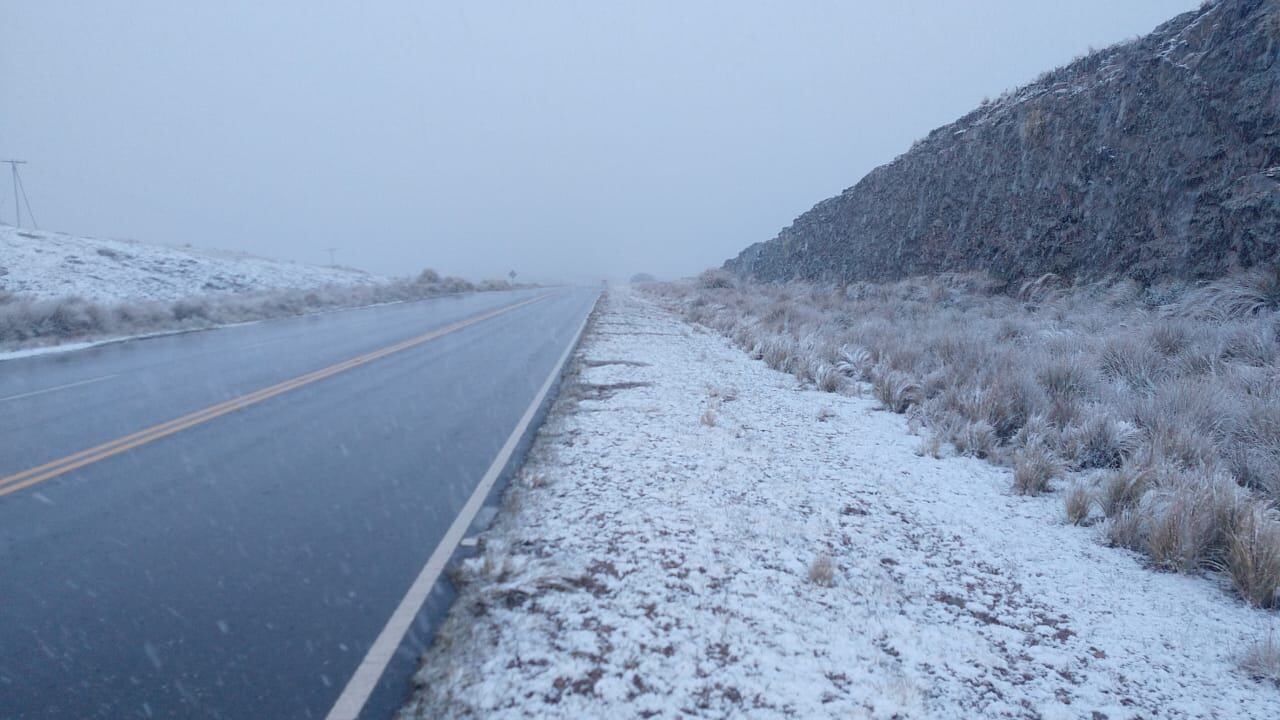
[403,287,1279,719]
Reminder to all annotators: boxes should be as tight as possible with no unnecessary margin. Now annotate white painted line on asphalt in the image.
[0,374,119,404]
[236,337,294,351]
[324,293,597,720]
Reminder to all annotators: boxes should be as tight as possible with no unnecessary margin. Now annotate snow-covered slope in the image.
[0,225,380,303]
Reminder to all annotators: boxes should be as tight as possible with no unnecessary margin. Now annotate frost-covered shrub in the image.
[1063,414,1138,470]
[439,277,477,293]
[172,298,213,322]
[476,279,510,292]
[697,269,734,289]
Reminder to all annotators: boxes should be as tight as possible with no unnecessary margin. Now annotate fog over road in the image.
[0,287,598,719]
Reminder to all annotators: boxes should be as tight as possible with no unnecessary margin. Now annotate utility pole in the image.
[2,160,34,229]
[324,247,338,266]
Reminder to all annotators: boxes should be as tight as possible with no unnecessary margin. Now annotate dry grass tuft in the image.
[808,553,835,587]
[916,427,947,456]
[954,419,998,459]
[1064,414,1138,470]
[1065,483,1093,525]
[1014,445,1061,495]
[707,384,739,403]
[1241,633,1280,684]
[1037,355,1095,398]
[760,338,796,374]
[1177,267,1280,322]
[1099,335,1165,390]
[836,345,873,381]
[1101,463,1153,518]
[1144,474,1241,573]
[873,370,922,413]
[1227,509,1280,608]
[815,364,844,393]
[1107,508,1147,552]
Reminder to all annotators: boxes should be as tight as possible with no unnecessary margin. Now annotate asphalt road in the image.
[0,287,598,719]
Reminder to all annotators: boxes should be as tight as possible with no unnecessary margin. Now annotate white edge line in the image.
[0,374,119,403]
[324,290,599,720]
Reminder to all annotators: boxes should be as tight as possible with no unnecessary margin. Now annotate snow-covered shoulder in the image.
[0,225,378,303]
[401,287,1279,719]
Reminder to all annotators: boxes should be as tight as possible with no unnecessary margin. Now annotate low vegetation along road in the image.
[0,288,598,720]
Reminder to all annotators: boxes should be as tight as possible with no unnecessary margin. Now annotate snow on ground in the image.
[403,286,1280,719]
[0,225,380,302]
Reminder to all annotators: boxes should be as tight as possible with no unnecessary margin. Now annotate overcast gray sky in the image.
[2,1,1196,283]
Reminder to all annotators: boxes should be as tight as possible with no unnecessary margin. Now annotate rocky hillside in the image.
[727,0,1280,285]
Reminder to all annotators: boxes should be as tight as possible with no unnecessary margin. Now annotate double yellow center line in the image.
[0,294,550,499]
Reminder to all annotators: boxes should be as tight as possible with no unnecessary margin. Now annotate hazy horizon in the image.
[2,1,1197,283]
